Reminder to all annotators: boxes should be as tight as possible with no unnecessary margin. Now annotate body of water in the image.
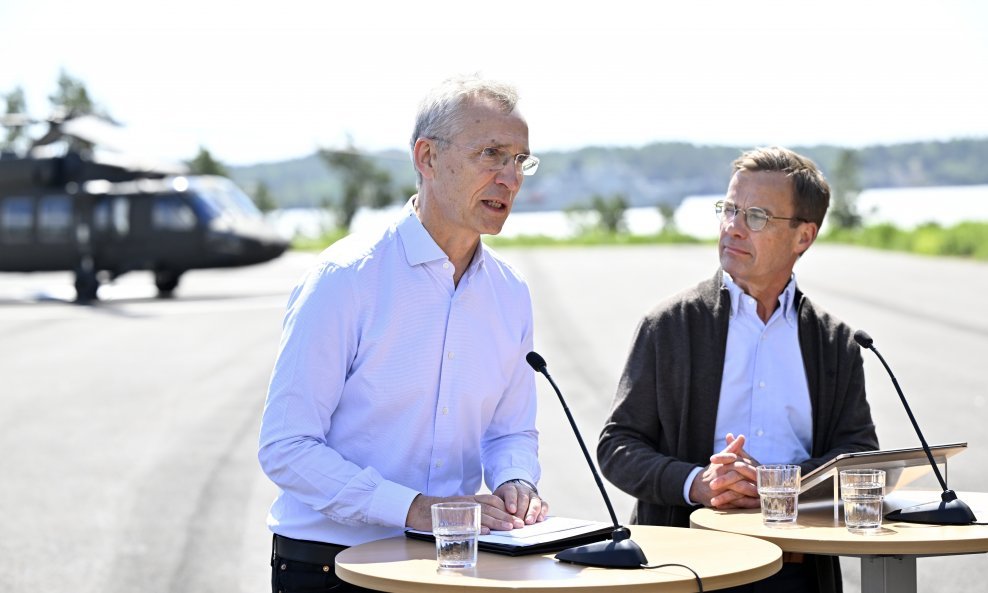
[268,185,988,241]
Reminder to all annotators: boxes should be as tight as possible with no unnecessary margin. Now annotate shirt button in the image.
[756,429,765,437]
[447,351,454,360]
[442,262,450,270]
[435,460,442,468]
[442,407,449,415]
[758,381,766,388]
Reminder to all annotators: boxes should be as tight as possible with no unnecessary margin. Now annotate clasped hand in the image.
[405,481,549,534]
[689,433,761,509]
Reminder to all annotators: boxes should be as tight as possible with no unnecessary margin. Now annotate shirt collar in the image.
[395,197,487,272]
[396,198,446,266]
[722,271,799,325]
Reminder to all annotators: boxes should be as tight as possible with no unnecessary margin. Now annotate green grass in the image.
[484,229,704,248]
[291,228,350,251]
[291,228,705,251]
[291,221,988,261]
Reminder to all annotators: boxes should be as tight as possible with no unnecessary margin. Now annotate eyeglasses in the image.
[433,138,540,176]
[715,200,808,232]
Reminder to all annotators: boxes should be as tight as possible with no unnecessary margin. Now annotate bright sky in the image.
[2,0,986,166]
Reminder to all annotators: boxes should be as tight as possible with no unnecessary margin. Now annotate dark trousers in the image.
[271,534,379,593]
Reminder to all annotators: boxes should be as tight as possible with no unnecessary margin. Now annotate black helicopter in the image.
[0,110,289,302]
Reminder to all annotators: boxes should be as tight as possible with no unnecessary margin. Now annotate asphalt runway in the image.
[1,244,985,592]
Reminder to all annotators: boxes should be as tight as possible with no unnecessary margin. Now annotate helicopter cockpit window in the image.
[1,196,33,244]
[152,195,197,231]
[38,195,73,243]
[196,178,263,221]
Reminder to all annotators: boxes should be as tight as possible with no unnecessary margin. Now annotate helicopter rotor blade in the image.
[58,114,127,150]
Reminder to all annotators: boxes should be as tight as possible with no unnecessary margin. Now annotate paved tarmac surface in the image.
[1,244,985,592]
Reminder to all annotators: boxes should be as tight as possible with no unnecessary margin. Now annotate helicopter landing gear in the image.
[74,257,99,304]
[154,269,183,298]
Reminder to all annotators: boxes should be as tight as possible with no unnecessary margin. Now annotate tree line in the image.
[6,71,985,235]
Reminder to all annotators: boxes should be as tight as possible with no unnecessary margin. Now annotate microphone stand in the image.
[855,331,976,525]
[526,351,648,568]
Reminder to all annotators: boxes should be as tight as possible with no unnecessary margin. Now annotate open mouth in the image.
[483,200,506,210]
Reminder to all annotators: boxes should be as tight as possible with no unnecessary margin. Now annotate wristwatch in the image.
[503,478,539,495]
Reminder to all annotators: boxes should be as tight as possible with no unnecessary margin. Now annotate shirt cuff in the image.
[683,466,704,506]
[368,479,422,528]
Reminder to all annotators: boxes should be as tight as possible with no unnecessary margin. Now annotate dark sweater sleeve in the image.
[597,315,698,508]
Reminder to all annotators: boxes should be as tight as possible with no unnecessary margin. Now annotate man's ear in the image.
[412,138,437,182]
[795,221,819,256]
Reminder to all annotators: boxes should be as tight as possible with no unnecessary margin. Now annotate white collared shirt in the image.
[259,199,540,545]
[683,272,812,503]
[714,273,812,463]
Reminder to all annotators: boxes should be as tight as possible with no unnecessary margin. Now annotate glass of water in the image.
[756,464,801,526]
[431,502,480,569]
[840,469,886,534]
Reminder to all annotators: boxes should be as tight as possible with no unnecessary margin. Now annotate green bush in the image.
[940,222,988,258]
[822,221,988,260]
[911,223,946,256]
[292,228,350,251]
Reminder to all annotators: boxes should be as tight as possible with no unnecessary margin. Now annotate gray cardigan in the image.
[597,270,879,528]
[597,270,879,592]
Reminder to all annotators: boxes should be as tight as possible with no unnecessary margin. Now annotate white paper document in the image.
[480,516,610,546]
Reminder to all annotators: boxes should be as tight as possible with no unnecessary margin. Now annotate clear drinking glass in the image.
[431,502,480,568]
[840,469,886,534]
[756,464,801,526]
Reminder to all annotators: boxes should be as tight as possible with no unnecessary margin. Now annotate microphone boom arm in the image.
[525,351,649,568]
[539,368,622,528]
[854,330,975,525]
[867,344,949,492]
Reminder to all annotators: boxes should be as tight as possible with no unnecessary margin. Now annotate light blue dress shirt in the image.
[258,199,540,545]
[683,272,812,503]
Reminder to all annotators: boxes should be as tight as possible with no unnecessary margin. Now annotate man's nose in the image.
[496,161,522,191]
[723,211,749,236]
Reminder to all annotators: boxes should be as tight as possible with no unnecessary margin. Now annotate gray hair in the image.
[410,75,520,185]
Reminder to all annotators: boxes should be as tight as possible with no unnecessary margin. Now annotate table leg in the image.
[859,556,916,593]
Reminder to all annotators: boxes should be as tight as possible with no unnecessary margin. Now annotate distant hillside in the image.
[230,150,416,209]
[229,138,988,212]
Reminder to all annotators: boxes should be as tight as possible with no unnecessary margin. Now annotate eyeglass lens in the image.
[716,202,769,231]
[481,149,538,176]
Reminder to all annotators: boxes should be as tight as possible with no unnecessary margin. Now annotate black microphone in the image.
[526,351,648,568]
[854,329,976,525]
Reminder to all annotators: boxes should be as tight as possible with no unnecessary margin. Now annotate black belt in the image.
[273,534,348,566]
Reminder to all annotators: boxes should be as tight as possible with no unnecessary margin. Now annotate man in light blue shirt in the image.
[259,76,547,592]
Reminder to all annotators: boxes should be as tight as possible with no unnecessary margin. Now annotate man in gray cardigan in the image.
[598,147,878,593]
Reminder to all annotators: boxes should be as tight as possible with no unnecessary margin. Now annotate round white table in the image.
[690,490,988,593]
[336,525,782,592]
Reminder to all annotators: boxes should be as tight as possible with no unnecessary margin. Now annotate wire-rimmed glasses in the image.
[433,138,540,176]
[715,200,807,232]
